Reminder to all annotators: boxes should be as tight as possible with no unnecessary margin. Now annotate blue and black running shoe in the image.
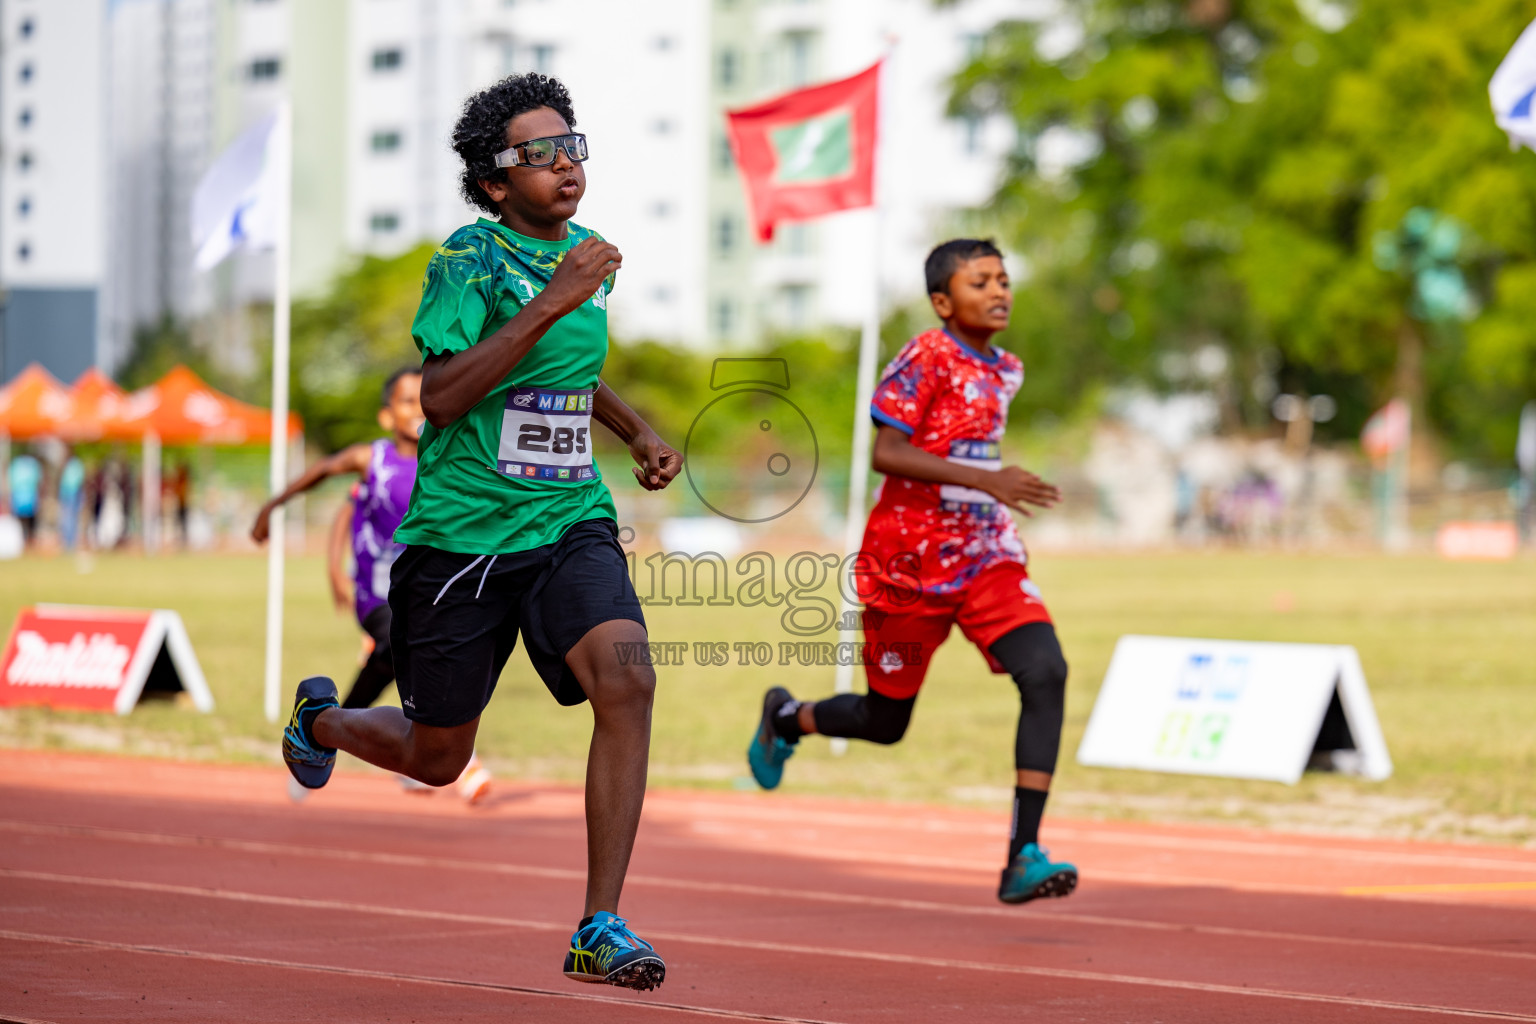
[999,843,1078,905]
[746,686,797,790]
[563,911,665,990]
[283,676,339,790]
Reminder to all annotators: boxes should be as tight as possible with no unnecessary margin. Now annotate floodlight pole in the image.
[830,204,883,755]
[262,98,294,723]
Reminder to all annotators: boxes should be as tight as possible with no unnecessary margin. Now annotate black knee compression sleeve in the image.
[811,691,915,745]
[989,622,1068,774]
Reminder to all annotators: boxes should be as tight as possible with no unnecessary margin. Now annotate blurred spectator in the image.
[9,452,41,543]
[58,453,86,550]
[94,457,130,549]
[169,461,191,549]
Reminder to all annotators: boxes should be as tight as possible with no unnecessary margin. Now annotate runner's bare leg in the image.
[565,618,655,918]
[313,707,478,787]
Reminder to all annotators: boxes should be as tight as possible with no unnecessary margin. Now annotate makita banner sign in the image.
[0,606,213,714]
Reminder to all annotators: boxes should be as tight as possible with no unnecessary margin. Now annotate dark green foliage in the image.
[952,0,1536,460]
[600,332,862,463]
[118,315,254,399]
[289,244,438,451]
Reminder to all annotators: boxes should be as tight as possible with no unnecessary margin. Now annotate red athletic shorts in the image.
[861,561,1052,700]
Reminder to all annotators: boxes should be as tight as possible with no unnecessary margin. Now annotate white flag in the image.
[1491,18,1536,152]
[191,112,284,271]
[1518,401,1536,477]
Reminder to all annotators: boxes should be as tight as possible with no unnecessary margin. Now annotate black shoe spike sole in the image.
[606,958,666,991]
[999,869,1078,905]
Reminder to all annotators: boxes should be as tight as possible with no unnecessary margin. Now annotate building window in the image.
[248,57,281,81]
[962,115,983,155]
[713,298,734,336]
[18,108,32,129]
[714,214,736,254]
[371,130,402,153]
[370,212,401,233]
[17,242,31,262]
[717,48,739,88]
[20,63,34,84]
[372,48,404,71]
[650,201,673,218]
[716,134,735,173]
[17,152,32,173]
[18,197,31,218]
[783,285,812,327]
[530,44,554,74]
[780,223,809,256]
[785,32,814,87]
[651,118,674,135]
[652,286,674,304]
[653,36,674,52]
[20,18,34,39]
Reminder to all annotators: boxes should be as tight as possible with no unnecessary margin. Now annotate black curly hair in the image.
[925,238,1004,296]
[451,73,578,215]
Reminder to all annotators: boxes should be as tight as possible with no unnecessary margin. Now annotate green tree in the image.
[289,244,437,451]
[953,0,1536,458]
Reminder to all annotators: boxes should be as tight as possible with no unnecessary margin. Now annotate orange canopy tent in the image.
[113,365,301,446]
[114,366,302,555]
[63,368,132,443]
[0,364,75,439]
[1,364,302,553]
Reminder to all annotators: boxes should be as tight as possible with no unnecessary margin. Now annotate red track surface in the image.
[3,750,1535,1023]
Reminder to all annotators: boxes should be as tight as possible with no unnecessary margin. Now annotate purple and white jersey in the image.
[352,439,417,623]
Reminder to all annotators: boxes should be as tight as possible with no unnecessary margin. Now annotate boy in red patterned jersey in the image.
[746,239,1078,905]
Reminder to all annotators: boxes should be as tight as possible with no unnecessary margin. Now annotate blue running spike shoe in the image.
[999,843,1078,905]
[746,686,797,790]
[283,676,339,790]
[563,912,666,990]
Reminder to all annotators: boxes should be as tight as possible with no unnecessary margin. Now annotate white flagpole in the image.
[263,98,294,723]
[830,205,883,755]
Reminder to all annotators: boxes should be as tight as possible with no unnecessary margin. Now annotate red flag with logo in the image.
[726,62,881,243]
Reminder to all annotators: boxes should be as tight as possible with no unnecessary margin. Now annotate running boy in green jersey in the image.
[279,74,680,992]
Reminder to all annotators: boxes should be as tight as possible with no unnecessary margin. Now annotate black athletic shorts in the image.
[388,518,645,727]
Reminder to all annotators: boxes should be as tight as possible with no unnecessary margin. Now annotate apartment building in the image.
[0,0,108,382]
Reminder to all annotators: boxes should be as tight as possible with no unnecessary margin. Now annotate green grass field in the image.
[3,549,1533,842]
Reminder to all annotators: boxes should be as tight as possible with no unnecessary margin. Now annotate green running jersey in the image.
[394,218,618,554]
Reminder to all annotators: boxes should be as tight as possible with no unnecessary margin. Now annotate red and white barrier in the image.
[1435,521,1519,561]
[0,605,213,714]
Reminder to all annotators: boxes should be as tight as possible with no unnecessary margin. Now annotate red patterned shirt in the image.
[860,328,1029,604]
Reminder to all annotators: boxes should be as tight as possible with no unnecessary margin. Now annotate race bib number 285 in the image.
[497,387,597,481]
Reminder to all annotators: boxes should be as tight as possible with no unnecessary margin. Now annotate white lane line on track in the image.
[652,802,1536,876]
[13,777,1535,878]
[4,869,1534,1021]
[0,819,1463,905]
[0,929,841,1024]
[4,821,1534,963]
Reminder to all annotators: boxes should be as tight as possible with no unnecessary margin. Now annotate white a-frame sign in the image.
[1076,636,1391,784]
